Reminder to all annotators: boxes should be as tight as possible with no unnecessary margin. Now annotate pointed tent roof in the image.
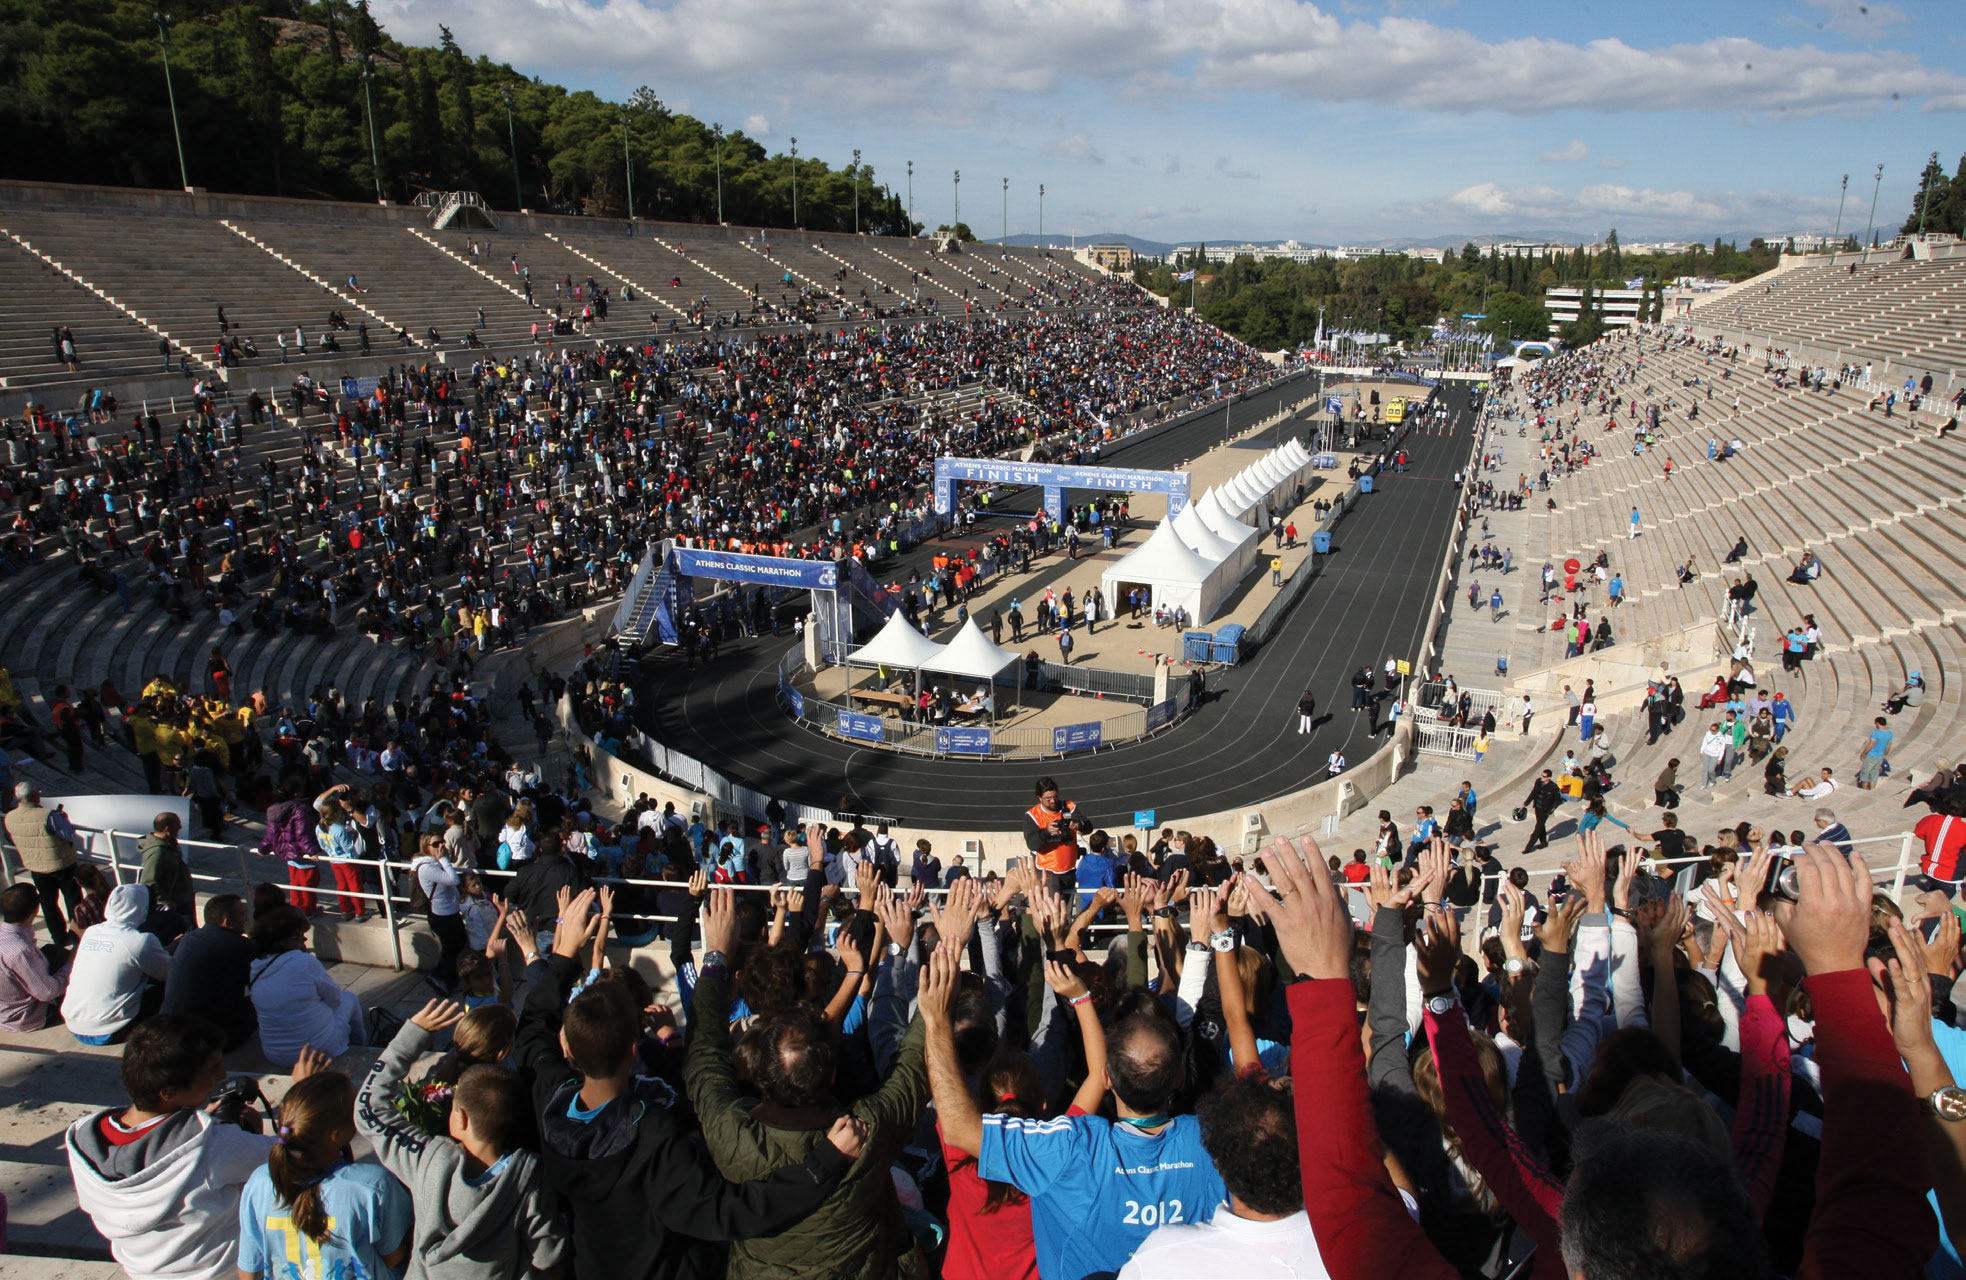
[1283,439,1313,466]
[1220,475,1259,514]
[1107,517,1217,585]
[1199,488,1259,543]
[1172,503,1239,563]
[849,610,947,668]
[923,617,1020,682]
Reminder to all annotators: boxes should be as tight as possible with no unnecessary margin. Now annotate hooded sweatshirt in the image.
[356,1020,568,1280]
[61,884,171,1038]
[66,1105,275,1280]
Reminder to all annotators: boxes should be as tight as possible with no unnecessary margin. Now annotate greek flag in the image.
[1325,396,1344,415]
[1174,270,1196,281]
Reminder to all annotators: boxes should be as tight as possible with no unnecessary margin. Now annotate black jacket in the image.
[515,955,851,1280]
[1525,779,1562,815]
[510,854,586,929]
[159,926,256,1046]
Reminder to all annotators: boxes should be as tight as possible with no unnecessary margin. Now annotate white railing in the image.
[1414,721,1482,759]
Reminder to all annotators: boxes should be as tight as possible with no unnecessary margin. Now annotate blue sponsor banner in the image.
[837,710,885,743]
[935,727,993,755]
[1324,396,1344,416]
[671,549,841,591]
[1052,721,1104,753]
[1144,699,1178,731]
[1134,809,1157,829]
[934,458,1190,515]
[786,686,805,718]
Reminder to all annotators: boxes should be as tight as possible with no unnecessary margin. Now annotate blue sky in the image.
[377,0,1965,244]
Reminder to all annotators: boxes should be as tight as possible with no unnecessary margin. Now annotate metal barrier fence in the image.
[1413,721,1482,759]
[1244,480,1362,648]
[1416,680,1509,720]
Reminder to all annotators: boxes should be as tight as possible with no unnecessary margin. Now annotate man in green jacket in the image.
[686,887,931,1280]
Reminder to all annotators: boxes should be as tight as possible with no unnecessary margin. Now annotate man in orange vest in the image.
[1023,776,1092,899]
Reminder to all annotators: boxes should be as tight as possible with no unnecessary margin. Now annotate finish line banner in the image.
[671,549,841,591]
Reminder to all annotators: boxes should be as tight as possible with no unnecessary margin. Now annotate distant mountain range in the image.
[996,229,1777,257]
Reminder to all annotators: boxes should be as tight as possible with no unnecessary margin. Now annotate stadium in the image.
[1,2,1964,1277]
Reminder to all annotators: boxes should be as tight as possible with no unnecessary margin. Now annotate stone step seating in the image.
[0,239,174,391]
[0,209,377,374]
[865,239,1002,302]
[745,239,909,311]
[801,238,928,303]
[1696,257,1966,375]
[565,232,759,320]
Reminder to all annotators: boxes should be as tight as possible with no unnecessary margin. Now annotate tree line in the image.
[0,0,919,234]
[1133,232,1783,351]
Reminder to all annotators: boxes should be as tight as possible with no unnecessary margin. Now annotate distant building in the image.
[1086,242,1134,270]
[1544,285,1647,332]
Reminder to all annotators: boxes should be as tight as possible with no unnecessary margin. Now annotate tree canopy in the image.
[0,0,919,234]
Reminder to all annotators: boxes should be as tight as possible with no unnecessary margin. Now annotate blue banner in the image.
[935,727,993,756]
[935,458,1189,516]
[672,549,842,590]
[837,710,885,743]
[1144,699,1178,731]
[1052,722,1104,753]
[1324,396,1343,416]
[786,686,805,718]
[1134,809,1157,829]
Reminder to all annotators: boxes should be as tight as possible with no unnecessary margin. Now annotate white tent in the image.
[1102,517,1233,624]
[1173,502,1255,580]
[850,610,947,668]
[925,617,1020,684]
[1198,487,1261,548]
[1268,446,1303,485]
[1220,474,1261,519]
[1282,439,1313,467]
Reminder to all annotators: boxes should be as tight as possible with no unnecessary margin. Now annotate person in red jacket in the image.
[1250,833,1937,1280]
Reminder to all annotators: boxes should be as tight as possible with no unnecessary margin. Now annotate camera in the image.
[1766,854,1801,904]
[209,1076,267,1130]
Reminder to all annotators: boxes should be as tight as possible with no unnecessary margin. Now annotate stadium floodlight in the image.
[621,110,636,232]
[503,88,522,210]
[154,13,190,192]
[907,160,914,233]
[714,124,724,225]
[1039,184,1045,255]
[359,56,384,204]
[791,137,799,228]
[1002,177,1008,247]
[954,170,960,236]
[1831,173,1848,251]
[853,148,861,234]
[1863,162,1883,249]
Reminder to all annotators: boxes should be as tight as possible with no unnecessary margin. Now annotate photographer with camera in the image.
[66,1013,328,1280]
[1023,776,1093,900]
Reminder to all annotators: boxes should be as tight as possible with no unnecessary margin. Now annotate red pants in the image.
[329,862,365,917]
[289,863,319,913]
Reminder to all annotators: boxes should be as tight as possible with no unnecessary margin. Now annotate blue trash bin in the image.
[1360,475,1374,494]
[1312,530,1332,554]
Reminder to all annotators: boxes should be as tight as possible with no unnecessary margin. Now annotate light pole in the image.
[620,110,635,231]
[906,160,913,233]
[1038,183,1044,253]
[852,148,861,234]
[1830,173,1848,251]
[359,56,384,203]
[953,169,960,237]
[790,137,799,228]
[1920,151,1939,235]
[1863,162,1883,249]
[154,12,191,192]
[503,88,522,210]
[713,123,724,225]
[1001,177,1008,247]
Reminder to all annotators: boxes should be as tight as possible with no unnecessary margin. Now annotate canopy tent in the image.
[1101,517,1233,625]
[1197,487,1262,549]
[1267,446,1305,487]
[919,617,1022,723]
[849,610,947,668]
[1173,502,1255,580]
[1282,439,1313,467]
[1220,474,1262,520]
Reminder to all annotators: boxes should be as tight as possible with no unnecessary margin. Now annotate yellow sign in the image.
[1396,660,1412,675]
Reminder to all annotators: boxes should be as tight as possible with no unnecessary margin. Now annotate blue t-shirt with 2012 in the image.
[237,1161,411,1280]
[977,1112,1225,1280]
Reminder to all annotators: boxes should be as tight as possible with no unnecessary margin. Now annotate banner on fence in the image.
[786,686,805,718]
[1052,722,1104,753]
[935,727,993,755]
[1144,699,1179,732]
[673,549,842,590]
[837,711,886,744]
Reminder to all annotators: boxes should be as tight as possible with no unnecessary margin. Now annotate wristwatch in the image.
[1926,1086,1966,1122]
[701,949,727,970]
[1424,992,1460,1017]
[1154,906,1180,920]
[1208,930,1236,953]
[1186,941,1210,955]
[1504,956,1528,975]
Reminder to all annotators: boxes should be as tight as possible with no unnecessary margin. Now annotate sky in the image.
[373,0,1965,246]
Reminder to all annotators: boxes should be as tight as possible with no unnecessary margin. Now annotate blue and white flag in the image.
[1175,269,1196,282]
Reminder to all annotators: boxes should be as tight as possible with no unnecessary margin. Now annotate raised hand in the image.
[700,887,737,957]
[1120,872,1151,926]
[854,856,880,904]
[1259,835,1353,981]
[916,944,960,1024]
[1042,957,1089,1000]
[552,887,599,960]
[410,998,466,1033]
[1235,872,1274,926]
[1535,895,1586,954]
[596,885,615,920]
[1613,843,1640,911]
[687,868,708,899]
[289,1045,334,1081]
[1881,916,1942,1063]
[1770,845,1875,977]
[824,1114,871,1161]
[873,882,915,952]
[1565,831,1609,913]
[1499,880,1527,944]
[1414,907,1462,996]
[1187,886,1220,946]
[1734,849,1775,907]
[1924,907,1963,981]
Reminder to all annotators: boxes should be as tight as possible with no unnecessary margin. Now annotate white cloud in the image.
[1538,138,1590,163]
[1216,156,1261,181]
[1395,179,1839,235]
[1796,0,1906,40]
[1041,130,1106,165]
[371,0,1966,120]
[1599,158,1628,170]
[743,113,771,135]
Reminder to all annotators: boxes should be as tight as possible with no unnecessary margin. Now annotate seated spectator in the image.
[354,999,568,1278]
[1117,1073,1327,1279]
[61,883,171,1044]
[160,895,257,1051]
[0,881,66,1031]
[247,905,366,1066]
[236,1069,411,1280]
[1791,766,1839,801]
[138,810,196,923]
[66,1014,285,1280]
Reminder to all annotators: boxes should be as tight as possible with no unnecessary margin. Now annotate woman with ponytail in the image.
[236,1071,411,1280]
